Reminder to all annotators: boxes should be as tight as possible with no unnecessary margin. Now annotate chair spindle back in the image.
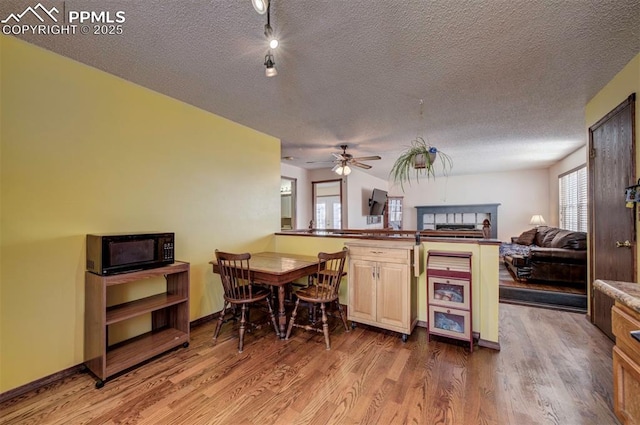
[215,250,255,301]
[310,248,348,300]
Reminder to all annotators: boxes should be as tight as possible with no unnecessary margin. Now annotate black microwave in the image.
[86,232,175,275]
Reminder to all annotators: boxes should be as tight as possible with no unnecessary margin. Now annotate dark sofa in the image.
[503,226,587,286]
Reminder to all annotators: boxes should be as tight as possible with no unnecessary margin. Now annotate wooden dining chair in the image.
[285,248,349,350]
[213,250,279,353]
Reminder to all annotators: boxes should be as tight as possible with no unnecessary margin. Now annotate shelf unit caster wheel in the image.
[183,342,189,348]
[95,380,104,389]
[402,334,408,342]
[351,322,357,329]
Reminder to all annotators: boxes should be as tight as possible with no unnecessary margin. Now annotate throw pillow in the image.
[550,230,575,249]
[516,228,537,246]
[541,228,562,246]
[569,233,587,250]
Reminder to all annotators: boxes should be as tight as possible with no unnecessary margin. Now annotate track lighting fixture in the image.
[254,0,279,76]
[251,0,269,15]
[263,1,279,49]
[264,24,278,49]
[264,51,277,77]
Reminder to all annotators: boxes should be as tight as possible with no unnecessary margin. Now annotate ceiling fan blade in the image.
[306,145,380,169]
[351,161,372,169]
[351,155,381,161]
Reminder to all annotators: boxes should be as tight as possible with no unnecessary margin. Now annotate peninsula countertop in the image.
[594,279,640,314]
[275,229,501,245]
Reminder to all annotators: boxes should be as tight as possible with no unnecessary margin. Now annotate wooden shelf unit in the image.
[84,262,190,387]
[427,251,473,352]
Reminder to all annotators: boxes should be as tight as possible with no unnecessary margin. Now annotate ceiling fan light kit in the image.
[333,164,352,175]
[308,144,381,176]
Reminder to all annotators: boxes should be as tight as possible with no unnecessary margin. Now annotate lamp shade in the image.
[529,215,546,226]
[265,66,277,77]
[334,164,351,176]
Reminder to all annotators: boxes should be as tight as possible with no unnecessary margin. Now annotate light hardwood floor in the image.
[0,303,618,425]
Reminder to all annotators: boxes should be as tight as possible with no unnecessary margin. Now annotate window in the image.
[385,197,403,230]
[559,165,587,232]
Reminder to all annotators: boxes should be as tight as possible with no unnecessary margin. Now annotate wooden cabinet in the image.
[84,262,190,387]
[612,302,640,424]
[427,250,473,351]
[346,241,422,341]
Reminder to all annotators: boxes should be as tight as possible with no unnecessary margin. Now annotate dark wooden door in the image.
[589,93,636,340]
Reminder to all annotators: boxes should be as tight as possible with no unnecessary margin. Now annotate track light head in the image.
[251,0,269,14]
[264,23,279,49]
[264,52,277,77]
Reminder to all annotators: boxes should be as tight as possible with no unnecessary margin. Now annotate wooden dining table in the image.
[209,251,321,338]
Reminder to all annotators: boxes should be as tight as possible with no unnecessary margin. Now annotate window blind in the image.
[559,166,587,232]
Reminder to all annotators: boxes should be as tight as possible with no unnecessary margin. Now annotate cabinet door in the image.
[376,262,409,330]
[428,277,470,310]
[348,259,377,322]
[613,346,640,425]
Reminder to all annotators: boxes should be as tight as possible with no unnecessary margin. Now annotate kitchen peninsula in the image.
[274,229,501,349]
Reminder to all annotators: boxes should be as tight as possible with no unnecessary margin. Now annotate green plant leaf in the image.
[389,137,452,191]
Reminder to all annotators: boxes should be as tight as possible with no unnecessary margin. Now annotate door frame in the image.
[588,93,636,325]
[311,179,343,229]
[280,176,297,230]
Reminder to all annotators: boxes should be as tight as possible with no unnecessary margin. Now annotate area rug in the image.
[499,286,587,313]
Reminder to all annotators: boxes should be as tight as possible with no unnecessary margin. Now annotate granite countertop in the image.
[594,279,640,314]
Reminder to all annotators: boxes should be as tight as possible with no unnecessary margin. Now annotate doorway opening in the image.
[281,177,296,230]
[312,180,342,230]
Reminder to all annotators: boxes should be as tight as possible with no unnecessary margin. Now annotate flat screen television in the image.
[369,188,387,216]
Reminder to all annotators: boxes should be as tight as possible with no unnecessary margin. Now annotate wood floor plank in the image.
[0,303,620,425]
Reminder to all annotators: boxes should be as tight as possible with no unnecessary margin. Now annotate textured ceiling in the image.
[4,0,640,180]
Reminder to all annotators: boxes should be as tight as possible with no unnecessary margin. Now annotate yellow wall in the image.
[0,35,281,392]
[274,235,349,300]
[585,53,640,283]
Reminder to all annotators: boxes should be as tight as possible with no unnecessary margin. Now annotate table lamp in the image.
[530,214,546,227]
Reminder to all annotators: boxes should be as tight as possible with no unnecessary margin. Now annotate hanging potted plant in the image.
[390,137,452,190]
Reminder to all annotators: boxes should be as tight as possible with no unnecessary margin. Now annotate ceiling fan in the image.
[307,145,381,175]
